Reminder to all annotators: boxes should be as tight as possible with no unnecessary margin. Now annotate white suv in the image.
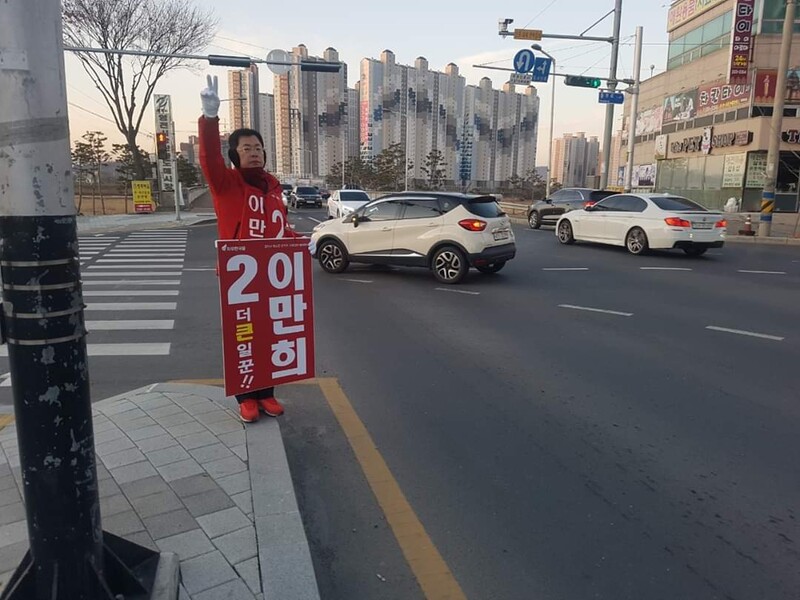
[310,193,516,284]
[327,189,371,219]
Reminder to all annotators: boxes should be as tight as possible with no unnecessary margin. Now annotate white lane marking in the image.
[0,373,11,387]
[86,320,175,330]
[83,290,179,297]
[738,270,787,275]
[81,272,181,277]
[85,302,177,311]
[306,216,323,223]
[542,267,589,271]
[89,265,184,269]
[559,304,633,317]
[0,343,171,357]
[436,288,481,296]
[183,268,217,272]
[145,383,158,392]
[92,259,185,263]
[706,326,785,342]
[82,280,181,285]
[342,278,373,284]
[107,253,185,257]
[640,267,693,271]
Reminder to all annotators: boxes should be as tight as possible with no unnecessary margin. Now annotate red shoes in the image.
[238,397,284,422]
[238,399,260,423]
[258,397,284,417]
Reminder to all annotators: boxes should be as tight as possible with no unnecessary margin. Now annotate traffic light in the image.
[156,132,169,160]
[564,75,603,88]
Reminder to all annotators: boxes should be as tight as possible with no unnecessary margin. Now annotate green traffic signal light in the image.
[564,75,602,88]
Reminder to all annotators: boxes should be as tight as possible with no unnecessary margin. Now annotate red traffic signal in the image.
[156,132,169,160]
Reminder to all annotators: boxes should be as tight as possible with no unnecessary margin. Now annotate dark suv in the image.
[290,186,323,209]
[527,188,616,229]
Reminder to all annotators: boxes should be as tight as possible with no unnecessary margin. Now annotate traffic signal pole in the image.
[0,1,175,598]
[599,0,623,190]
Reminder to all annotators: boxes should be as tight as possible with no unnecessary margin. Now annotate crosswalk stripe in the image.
[83,290,179,297]
[0,343,171,357]
[82,272,181,277]
[86,302,177,311]
[106,254,185,257]
[86,320,175,330]
[89,265,184,269]
[82,280,181,285]
[92,259,185,263]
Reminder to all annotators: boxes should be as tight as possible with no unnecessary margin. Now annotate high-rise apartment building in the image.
[258,93,277,173]
[552,132,601,187]
[227,65,260,132]
[361,51,538,189]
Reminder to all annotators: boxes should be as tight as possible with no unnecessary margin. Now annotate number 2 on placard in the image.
[227,255,260,305]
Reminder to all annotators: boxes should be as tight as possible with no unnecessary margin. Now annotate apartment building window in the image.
[667,11,733,70]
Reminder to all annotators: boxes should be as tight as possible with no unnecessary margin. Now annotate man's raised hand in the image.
[200,74,220,119]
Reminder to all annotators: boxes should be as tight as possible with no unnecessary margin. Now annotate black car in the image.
[290,186,323,208]
[527,188,616,229]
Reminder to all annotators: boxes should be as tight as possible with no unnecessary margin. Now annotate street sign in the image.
[266,49,291,75]
[531,57,553,83]
[509,72,533,86]
[514,28,543,41]
[217,237,315,396]
[513,49,536,74]
[599,91,626,104]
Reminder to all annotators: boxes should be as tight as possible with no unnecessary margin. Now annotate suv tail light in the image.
[715,219,727,228]
[458,219,487,232]
[664,217,691,227]
[584,201,596,208]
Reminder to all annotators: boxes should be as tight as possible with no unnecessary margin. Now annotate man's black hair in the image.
[228,128,265,168]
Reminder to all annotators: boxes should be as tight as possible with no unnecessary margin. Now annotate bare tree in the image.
[62,0,217,179]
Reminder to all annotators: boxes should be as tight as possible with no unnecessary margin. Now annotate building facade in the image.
[361,51,539,190]
[227,65,260,132]
[551,132,601,187]
[623,0,800,211]
[258,93,277,173]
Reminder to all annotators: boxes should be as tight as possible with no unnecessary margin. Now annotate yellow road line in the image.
[317,377,467,600]
[0,415,15,432]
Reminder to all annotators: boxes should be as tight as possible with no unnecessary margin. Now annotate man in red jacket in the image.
[198,74,296,423]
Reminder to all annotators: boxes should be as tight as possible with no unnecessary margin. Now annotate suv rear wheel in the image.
[432,246,468,284]
[318,239,349,273]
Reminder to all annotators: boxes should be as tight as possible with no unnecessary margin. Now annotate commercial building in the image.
[623,0,800,211]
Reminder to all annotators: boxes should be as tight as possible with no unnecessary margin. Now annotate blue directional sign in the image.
[598,91,625,104]
[531,57,553,83]
[513,49,536,74]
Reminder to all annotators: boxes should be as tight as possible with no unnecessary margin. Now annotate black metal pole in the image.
[0,1,166,598]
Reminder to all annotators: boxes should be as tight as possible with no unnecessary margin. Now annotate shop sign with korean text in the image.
[697,80,750,116]
[722,153,747,188]
[131,180,155,213]
[728,0,755,85]
[217,238,315,396]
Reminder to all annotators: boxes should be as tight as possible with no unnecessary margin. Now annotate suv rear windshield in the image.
[589,191,616,202]
[651,196,707,211]
[296,187,317,194]
[340,191,370,202]
[465,197,504,218]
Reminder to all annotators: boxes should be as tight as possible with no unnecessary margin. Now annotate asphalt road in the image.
[1,209,798,599]
[286,208,800,600]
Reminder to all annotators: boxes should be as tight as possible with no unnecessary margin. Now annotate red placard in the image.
[216,238,315,396]
[728,0,755,85]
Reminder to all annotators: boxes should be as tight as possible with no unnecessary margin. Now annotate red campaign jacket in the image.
[198,116,296,241]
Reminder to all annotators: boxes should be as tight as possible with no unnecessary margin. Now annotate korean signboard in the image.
[633,164,656,188]
[154,94,175,192]
[745,151,767,187]
[670,129,752,154]
[722,153,747,188]
[697,80,750,116]
[728,0,756,85]
[655,135,669,159]
[668,0,728,31]
[217,238,315,396]
[753,69,800,105]
[131,180,155,214]
[662,89,697,124]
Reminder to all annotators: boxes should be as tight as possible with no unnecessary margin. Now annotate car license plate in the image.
[693,222,713,229]
[493,230,510,241]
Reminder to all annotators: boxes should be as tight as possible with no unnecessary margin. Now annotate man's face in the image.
[236,135,264,169]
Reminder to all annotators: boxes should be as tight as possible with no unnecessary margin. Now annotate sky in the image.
[64,0,675,166]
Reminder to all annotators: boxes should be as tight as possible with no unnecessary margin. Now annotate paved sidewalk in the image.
[0,383,319,600]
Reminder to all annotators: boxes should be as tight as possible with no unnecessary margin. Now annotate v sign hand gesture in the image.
[200,74,220,119]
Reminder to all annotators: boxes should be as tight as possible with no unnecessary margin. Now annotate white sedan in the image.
[555,193,726,256]
[327,189,371,219]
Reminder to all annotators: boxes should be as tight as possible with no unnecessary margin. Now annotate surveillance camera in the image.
[498,18,513,34]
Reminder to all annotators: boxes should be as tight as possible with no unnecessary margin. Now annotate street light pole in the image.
[599,0,623,190]
[532,44,556,198]
[624,26,643,193]
[0,1,175,597]
[759,0,795,237]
